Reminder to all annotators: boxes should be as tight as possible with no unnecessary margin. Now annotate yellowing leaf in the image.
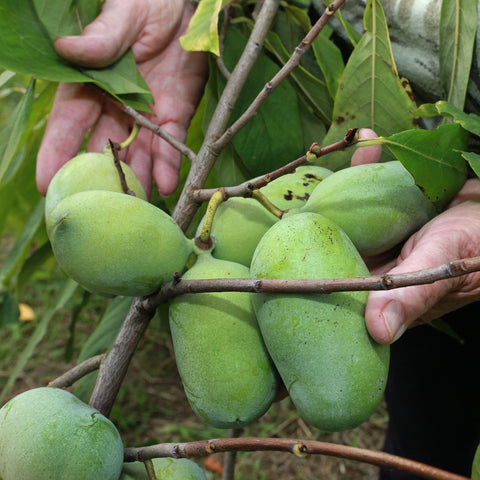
[180,0,229,55]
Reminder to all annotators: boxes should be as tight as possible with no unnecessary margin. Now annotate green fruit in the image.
[119,459,207,480]
[45,151,147,220]
[300,161,437,256]
[195,197,278,267]
[261,164,333,210]
[47,190,192,297]
[250,212,390,432]
[472,442,480,480]
[0,387,123,480]
[169,252,278,429]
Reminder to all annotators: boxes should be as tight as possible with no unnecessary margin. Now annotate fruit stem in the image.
[109,139,136,196]
[119,122,140,150]
[144,459,157,480]
[251,189,284,219]
[198,190,225,245]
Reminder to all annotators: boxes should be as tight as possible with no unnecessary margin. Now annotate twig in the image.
[47,354,106,389]
[109,139,136,196]
[190,128,358,204]
[123,437,469,480]
[211,0,346,153]
[142,256,480,310]
[109,98,197,163]
[221,429,242,480]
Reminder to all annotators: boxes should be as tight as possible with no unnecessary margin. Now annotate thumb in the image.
[365,240,460,344]
[54,0,148,67]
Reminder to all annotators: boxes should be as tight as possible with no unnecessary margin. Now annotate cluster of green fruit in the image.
[42,151,444,436]
[0,387,207,480]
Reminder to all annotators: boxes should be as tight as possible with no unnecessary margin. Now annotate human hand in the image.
[351,130,480,344]
[36,0,207,198]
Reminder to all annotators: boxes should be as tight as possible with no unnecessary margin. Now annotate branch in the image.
[123,437,469,480]
[88,298,155,416]
[142,256,480,310]
[47,354,106,389]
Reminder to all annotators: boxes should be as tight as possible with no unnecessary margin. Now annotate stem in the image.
[119,122,140,150]
[251,189,284,219]
[109,139,136,196]
[198,190,226,244]
[144,459,157,480]
[221,429,242,480]
[123,437,469,480]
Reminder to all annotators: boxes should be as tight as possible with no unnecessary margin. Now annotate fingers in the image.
[365,236,462,345]
[350,128,381,166]
[53,0,149,67]
[36,83,103,195]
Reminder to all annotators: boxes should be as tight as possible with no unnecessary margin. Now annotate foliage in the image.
[0,0,479,478]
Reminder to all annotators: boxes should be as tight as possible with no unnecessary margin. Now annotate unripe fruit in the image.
[261,164,333,210]
[0,387,123,480]
[45,151,147,220]
[250,212,390,432]
[120,458,207,480]
[47,190,192,297]
[299,161,437,256]
[169,252,278,429]
[195,197,278,267]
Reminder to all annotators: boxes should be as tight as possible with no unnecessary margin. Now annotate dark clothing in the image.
[379,303,480,479]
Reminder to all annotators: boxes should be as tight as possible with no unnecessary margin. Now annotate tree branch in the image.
[123,437,469,480]
[142,256,480,310]
[48,354,106,389]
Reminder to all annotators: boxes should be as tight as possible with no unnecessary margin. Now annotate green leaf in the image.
[0,78,35,184]
[264,29,332,124]
[0,278,79,404]
[381,123,469,210]
[417,100,480,137]
[0,291,20,328]
[439,0,478,109]
[219,25,304,176]
[319,0,418,171]
[179,0,229,55]
[0,0,153,110]
[461,151,480,177]
[0,199,46,288]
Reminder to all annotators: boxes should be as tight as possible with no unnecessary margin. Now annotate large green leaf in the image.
[381,123,469,210]
[439,0,478,109]
[473,442,480,480]
[319,0,418,171]
[219,25,304,176]
[0,78,35,184]
[0,0,153,110]
[180,0,229,55]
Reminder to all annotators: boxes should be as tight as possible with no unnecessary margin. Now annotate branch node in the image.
[293,442,309,458]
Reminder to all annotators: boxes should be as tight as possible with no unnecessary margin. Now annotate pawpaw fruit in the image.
[300,161,437,256]
[195,197,278,267]
[0,387,124,480]
[250,212,390,432]
[45,151,147,220]
[120,458,207,480]
[169,252,278,428]
[47,190,192,296]
[261,164,333,210]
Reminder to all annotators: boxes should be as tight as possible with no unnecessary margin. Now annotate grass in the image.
[0,236,388,480]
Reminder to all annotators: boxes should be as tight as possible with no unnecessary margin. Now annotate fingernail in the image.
[381,300,406,343]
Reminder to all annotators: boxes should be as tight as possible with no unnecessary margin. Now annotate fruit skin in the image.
[119,458,207,480]
[250,212,390,432]
[169,252,278,429]
[47,190,192,297]
[45,152,148,220]
[261,164,333,210]
[195,197,278,267]
[299,161,437,256]
[0,387,123,480]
